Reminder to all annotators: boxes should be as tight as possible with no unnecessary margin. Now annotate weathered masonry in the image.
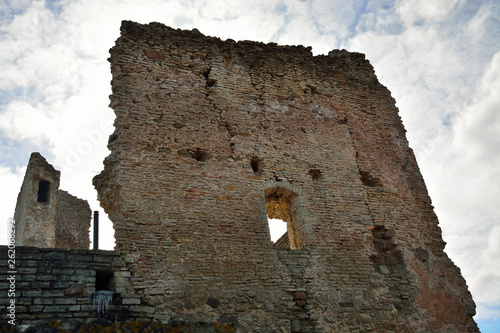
[92,21,478,332]
[14,153,91,249]
[0,246,130,326]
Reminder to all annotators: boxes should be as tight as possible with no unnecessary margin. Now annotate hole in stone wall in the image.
[189,148,212,162]
[37,180,50,203]
[95,270,115,291]
[251,156,263,174]
[337,116,348,125]
[360,170,381,187]
[203,67,216,87]
[265,187,305,249]
[108,133,118,144]
[308,169,322,180]
[206,78,216,87]
[202,68,211,80]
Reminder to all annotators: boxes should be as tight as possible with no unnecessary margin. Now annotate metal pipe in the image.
[93,211,99,250]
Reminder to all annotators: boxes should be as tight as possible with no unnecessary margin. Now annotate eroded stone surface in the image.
[93,20,478,332]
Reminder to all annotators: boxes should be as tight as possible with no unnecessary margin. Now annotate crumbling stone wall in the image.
[14,153,91,249]
[14,153,61,247]
[0,246,131,326]
[55,190,92,249]
[94,21,478,332]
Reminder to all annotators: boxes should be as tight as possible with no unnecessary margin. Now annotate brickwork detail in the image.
[91,21,478,332]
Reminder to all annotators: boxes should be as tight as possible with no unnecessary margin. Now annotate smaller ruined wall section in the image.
[55,190,92,249]
[14,153,60,248]
[0,246,136,327]
[14,153,92,249]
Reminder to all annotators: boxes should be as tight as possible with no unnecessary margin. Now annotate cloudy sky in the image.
[0,0,498,331]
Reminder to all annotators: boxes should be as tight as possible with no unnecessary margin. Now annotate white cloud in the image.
[455,52,500,164]
[397,0,465,26]
[418,51,500,322]
[310,0,354,37]
[441,50,500,258]
[0,2,56,90]
[468,225,500,319]
[0,166,24,243]
[0,100,58,143]
[1,0,32,14]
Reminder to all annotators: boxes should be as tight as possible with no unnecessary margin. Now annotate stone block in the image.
[121,298,141,305]
[28,305,44,312]
[36,275,57,281]
[42,290,64,297]
[54,298,77,305]
[43,252,66,261]
[42,305,67,313]
[65,284,83,295]
[22,290,42,297]
[33,298,54,305]
[68,305,81,311]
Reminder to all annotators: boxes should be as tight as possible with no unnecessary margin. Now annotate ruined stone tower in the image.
[93,21,478,332]
[14,152,91,249]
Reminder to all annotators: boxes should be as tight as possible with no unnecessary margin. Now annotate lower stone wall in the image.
[0,246,132,328]
[0,320,236,332]
[0,244,477,332]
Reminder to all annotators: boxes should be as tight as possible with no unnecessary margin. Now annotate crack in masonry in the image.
[248,66,265,103]
[202,54,235,158]
[341,102,378,227]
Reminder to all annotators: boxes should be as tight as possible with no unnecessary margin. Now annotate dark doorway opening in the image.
[95,270,114,291]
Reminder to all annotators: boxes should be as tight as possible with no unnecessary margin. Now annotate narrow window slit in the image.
[37,180,50,203]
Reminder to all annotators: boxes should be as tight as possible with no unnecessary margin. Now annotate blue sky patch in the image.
[45,0,64,17]
[477,317,500,333]
[0,133,52,172]
[274,4,287,15]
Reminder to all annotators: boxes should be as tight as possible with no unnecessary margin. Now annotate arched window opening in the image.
[265,187,305,249]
